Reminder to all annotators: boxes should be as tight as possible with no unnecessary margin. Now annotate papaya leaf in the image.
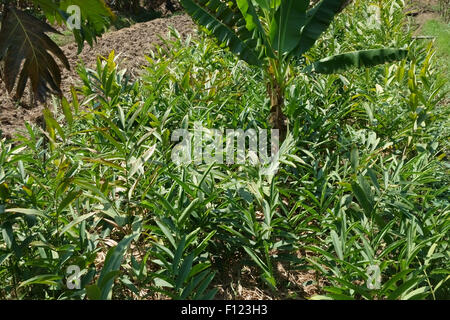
[32,0,114,52]
[59,0,115,51]
[0,7,70,101]
[60,0,114,34]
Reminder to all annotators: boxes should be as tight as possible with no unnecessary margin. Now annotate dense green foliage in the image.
[0,0,448,299]
[179,0,408,142]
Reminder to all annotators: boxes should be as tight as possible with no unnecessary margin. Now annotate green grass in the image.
[422,19,450,76]
[49,30,75,47]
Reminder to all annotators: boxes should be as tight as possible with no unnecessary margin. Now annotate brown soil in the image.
[407,0,442,34]
[213,261,326,300]
[0,13,196,139]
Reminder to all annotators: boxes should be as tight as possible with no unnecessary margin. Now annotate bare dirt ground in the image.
[0,13,196,139]
[407,0,442,34]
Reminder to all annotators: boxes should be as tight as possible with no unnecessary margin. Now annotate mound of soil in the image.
[0,14,195,139]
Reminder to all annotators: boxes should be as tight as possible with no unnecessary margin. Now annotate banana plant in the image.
[180,0,408,141]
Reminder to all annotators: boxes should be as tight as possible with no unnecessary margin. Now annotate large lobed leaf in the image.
[180,0,262,65]
[0,7,70,101]
[60,0,114,34]
[32,0,115,52]
[60,0,115,50]
[305,48,408,74]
